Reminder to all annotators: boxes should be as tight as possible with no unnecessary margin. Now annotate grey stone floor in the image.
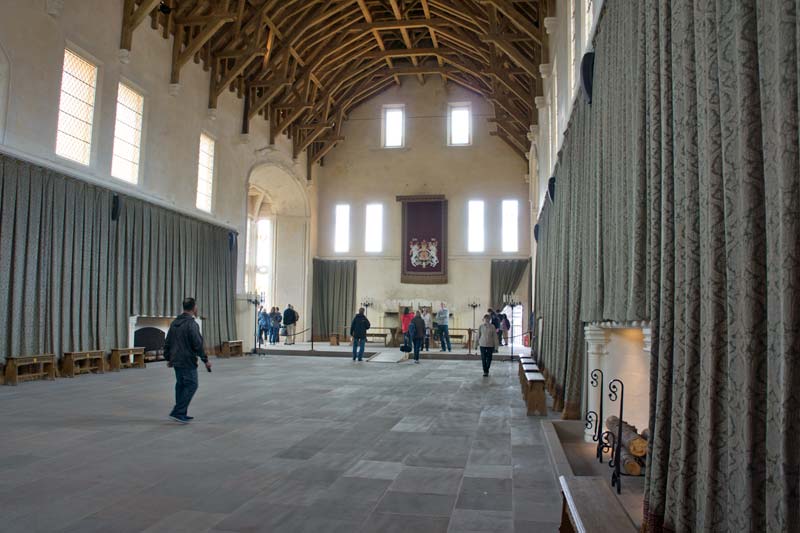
[0,355,561,533]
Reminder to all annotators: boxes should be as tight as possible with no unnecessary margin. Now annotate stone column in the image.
[584,323,606,442]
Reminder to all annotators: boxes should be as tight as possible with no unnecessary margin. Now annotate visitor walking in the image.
[164,297,211,423]
[488,308,502,352]
[436,302,452,352]
[422,308,433,351]
[257,306,269,346]
[401,307,415,350]
[475,314,499,377]
[270,307,282,344]
[283,304,299,345]
[501,313,510,346]
[410,311,426,363]
[350,308,370,361]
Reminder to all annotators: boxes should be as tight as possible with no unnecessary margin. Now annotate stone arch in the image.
[246,158,312,339]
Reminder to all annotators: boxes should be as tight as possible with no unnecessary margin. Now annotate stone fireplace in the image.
[583,321,651,442]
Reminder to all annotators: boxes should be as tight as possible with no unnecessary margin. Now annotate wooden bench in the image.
[558,475,637,533]
[4,354,56,386]
[523,371,547,416]
[61,351,105,377]
[329,333,341,346]
[220,340,244,357]
[365,333,389,346]
[108,348,145,371]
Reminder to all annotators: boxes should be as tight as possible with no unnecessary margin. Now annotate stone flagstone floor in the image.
[0,355,561,532]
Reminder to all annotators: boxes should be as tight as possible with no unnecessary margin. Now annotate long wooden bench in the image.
[109,348,145,371]
[61,350,106,377]
[558,475,637,533]
[523,371,547,416]
[4,354,56,386]
[365,333,389,346]
[220,340,244,357]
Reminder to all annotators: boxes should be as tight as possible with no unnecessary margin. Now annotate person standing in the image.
[500,313,510,346]
[270,307,282,344]
[436,302,452,352]
[164,297,211,423]
[257,306,269,346]
[401,307,415,350]
[488,308,502,352]
[283,304,299,345]
[350,308,371,361]
[422,308,433,352]
[475,314,499,377]
[410,311,426,363]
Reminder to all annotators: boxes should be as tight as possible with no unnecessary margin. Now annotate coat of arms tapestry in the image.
[397,195,447,284]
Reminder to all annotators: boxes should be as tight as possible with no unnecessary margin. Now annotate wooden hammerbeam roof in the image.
[121,0,549,166]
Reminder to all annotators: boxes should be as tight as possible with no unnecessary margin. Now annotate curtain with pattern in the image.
[534,0,799,530]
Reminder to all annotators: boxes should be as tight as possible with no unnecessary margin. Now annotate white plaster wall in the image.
[317,80,530,329]
[0,0,307,298]
[601,329,650,432]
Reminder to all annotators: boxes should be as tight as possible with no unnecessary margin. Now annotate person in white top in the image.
[435,302,451,352]
[422,309,433,351]
[474,314,500,376]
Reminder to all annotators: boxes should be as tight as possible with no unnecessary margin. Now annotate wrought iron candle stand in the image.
[600,378,625,494]
[584,369,605,462]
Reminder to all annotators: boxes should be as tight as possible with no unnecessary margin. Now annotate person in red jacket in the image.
[401,307,415,349]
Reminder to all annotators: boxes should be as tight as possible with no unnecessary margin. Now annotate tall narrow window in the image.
[196,133,215,212]
[569,0,578,94]
[255,218,274,303]
[448,103,471,145]
[364,203,383,253]
[111,83,144,183]
[334,204,350,253]
[502,200,519,252]
[383,105,405,148]
[550,63,558,164]
[468,200,485,253]
[584,0,594,49]
[56,49,98,165]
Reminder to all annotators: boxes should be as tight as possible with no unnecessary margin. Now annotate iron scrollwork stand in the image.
[583,369,605,462]
[600,378,625,494]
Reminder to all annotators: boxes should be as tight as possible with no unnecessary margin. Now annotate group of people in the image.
[399,303,453,362]
[258,304,299,346]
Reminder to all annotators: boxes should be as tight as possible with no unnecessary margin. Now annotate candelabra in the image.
[360,297,374,317]
[503,293,521,362]
[466,297,480,356]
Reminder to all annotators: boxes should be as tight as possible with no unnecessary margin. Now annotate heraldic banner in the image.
[397,195,447,284]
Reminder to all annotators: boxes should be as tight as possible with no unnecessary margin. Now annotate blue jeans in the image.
[413,338,423,360]
[353,337,366,360]
[170,366,198,417]
[438,325,451,351]
[270,326,280,344]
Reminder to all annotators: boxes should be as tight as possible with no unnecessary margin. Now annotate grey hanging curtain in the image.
[0,153,237,362]
[490,259,529,310]
[532,0,799,530]
[311,259,356,340]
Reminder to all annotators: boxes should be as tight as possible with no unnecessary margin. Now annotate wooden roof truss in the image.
[121,0,549,168]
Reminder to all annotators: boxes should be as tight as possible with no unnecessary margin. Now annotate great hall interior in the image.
[0,1,797,532]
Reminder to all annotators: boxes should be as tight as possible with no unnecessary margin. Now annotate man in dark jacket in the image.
[283,304,298,345]
[164,297,211,424]
[350,308,371,361]
[410,311,426,363]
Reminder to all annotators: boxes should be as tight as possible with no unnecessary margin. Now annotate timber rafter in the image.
[121,0,546,164]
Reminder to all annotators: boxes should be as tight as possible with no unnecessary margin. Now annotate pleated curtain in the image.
[0,153,238,362]
[490,259,530,310]
[311,258,356,340]
[533,0,799,530]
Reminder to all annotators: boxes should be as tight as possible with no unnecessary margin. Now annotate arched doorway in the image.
[244,161,312,342]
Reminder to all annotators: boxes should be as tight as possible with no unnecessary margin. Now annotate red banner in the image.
[397,195,447,284]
